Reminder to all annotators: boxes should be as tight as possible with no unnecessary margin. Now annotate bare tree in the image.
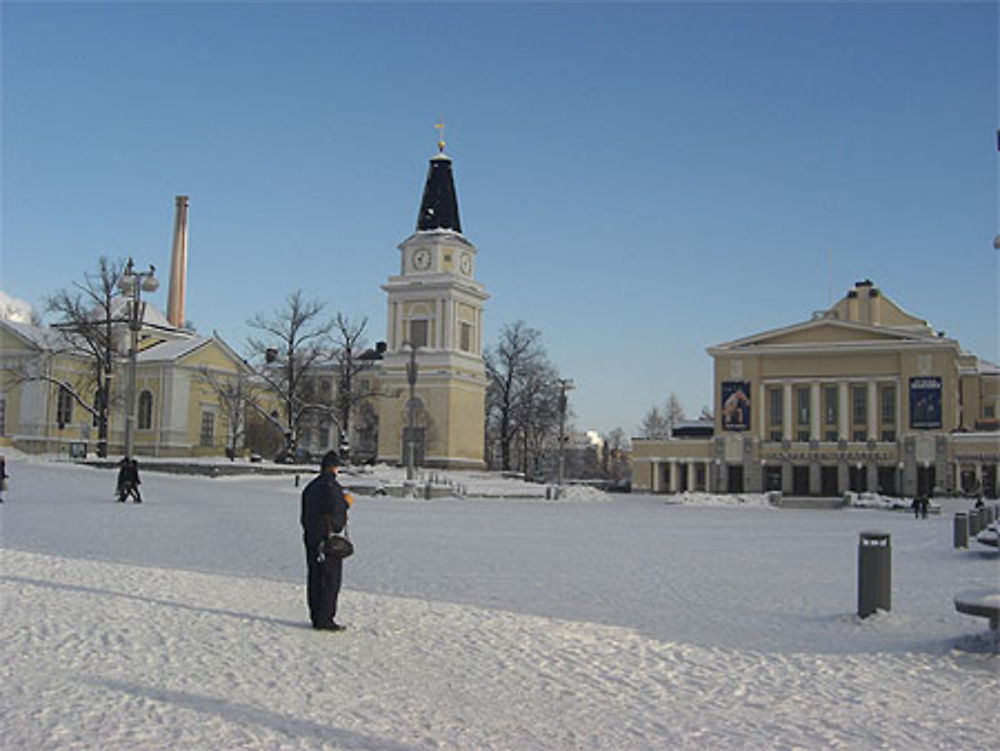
[330,313,382,458]
[639,406,670,439]
[665,392,686,436]
[486,321,545,471]
[196,363,260,460]
[247,290,335,456]
[511,357,562,477]
[44,256,125,457]
[602,427,629,482]
[640,394,686,440]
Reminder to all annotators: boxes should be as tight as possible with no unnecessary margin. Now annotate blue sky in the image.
[3,2,997,438]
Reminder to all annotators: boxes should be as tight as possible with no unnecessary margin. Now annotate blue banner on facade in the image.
[721,381,751,431]
[909,376,942,429]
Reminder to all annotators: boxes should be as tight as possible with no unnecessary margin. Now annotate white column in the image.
[783,383,793,442]
[868,381,878,441]
[810,382,821,442]
[670,460,680,493]
[758,382,767,439]
[652,460,661,493]
[395,303,404,350]
[838,382,849,441]
[687,462,697,492]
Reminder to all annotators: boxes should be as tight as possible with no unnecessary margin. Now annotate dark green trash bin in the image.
[858,531,891,618]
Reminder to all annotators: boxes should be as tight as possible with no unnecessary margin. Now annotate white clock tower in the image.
[377,138,489,469]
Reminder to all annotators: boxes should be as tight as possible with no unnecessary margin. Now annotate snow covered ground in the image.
[2,453,997,750]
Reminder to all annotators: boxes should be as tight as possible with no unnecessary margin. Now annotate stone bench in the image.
[954,588,1000,631]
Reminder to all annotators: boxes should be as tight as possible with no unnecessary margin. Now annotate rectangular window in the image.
[409,319,428,348]
[825,430,838,442]
[824,385,838,425]
[984,404,995,419]
[880,384,896,426]
[0,398,5,435]
[851,385,867,425]
[460,322,472,353]
[852,429,867,442]
[766,387,783,442]
[796,386,810,426]
[797,430,810,442]
[768,388,783,428]
[318,427,330,449]
[200,412,215,447]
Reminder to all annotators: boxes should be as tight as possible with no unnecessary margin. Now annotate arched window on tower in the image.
[138,390,153,430]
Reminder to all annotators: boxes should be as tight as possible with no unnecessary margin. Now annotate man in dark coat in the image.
[300,450,352,631]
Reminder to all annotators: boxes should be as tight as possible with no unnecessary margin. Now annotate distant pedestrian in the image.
[974,494,985,511]
[116,457,130,502]
[0,455,7,503]
[920,496,929,519]
[911,497,920,519]
[127,459,143,503]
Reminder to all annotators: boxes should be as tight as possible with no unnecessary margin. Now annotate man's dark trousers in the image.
[306,550,343,628]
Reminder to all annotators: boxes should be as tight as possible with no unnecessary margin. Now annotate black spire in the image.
[416,151,462,233]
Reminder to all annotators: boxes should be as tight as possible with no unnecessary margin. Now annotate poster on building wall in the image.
[721,381,751,431]
[909,376,942,429]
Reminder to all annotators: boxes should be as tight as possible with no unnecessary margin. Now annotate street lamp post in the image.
[118,258,158,459]
[557,378,575,491]
[404,341,419,481]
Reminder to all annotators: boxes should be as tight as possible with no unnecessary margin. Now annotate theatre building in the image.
[632,280,999,498]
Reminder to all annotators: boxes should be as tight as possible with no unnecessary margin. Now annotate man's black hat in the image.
[320,450,340,470]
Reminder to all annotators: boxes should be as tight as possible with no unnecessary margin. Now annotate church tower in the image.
[376,135,489,469]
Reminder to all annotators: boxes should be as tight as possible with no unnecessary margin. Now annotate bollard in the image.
[954,513,969,549]
[424,481,432,500]
[295,474,300,488]
[979,507,990,531]
[858,531,891,618]
[968,512,980,537]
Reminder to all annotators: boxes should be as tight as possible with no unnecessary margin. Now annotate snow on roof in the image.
[106,296,173,329]
[1,319,66,350]
[136,335,212,363]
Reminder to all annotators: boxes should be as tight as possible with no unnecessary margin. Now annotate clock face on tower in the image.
[459,252,471,276]
[413,249,431,271]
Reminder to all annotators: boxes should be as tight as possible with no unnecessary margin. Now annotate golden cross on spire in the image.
[434,119,446,153]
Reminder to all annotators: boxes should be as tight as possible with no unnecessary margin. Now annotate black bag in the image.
[318,526,354,560]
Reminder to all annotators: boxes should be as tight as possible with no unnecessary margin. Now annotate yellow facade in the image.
[633,281,999,498]
[0,316,250,458]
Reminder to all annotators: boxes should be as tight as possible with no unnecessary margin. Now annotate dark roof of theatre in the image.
[416,153,462,233]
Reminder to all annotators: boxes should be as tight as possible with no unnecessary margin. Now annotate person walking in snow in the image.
[127,458,143,503]
[116,457,130,502]
[0,455,7,503]
[300,450,353,631]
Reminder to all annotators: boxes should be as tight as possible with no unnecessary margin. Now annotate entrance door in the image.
[821,466,839,496]
[984,465,997,499]
[917,466,936,497]
[792,466,810,495]
[849,466,867,493]
[727,465,744,493]
[877,466,897,496]
[764,466,783,491]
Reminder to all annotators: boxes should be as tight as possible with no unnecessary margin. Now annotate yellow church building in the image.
[0,306,251,458]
